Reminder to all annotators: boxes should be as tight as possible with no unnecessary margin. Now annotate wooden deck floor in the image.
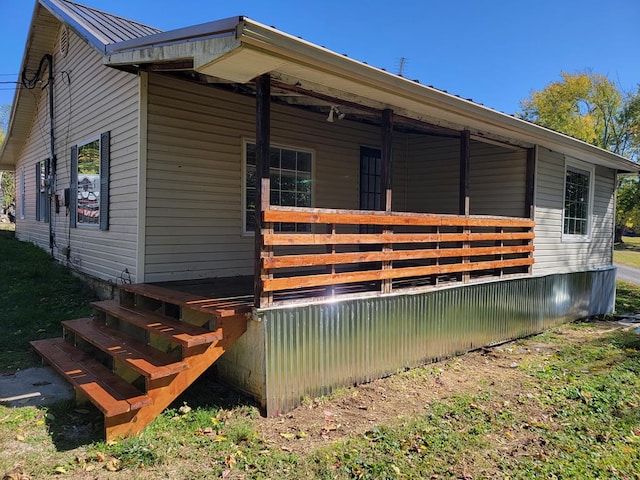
[148,275,383,311]
[138,269,516,313]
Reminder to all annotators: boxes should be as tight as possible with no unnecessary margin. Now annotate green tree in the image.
[0,105,16,212]
[520,72,640,158]
[519,72,640,239]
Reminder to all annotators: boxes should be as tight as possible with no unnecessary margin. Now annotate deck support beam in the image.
[254,74,272,309]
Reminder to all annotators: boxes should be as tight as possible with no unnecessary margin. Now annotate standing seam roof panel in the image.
[59,0,162,45]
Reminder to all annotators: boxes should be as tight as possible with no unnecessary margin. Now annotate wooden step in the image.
[91,300,223,349]
[119,282,253,318]
[30,338,152,416]
[62,318,188,380]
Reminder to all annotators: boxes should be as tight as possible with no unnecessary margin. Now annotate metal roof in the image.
[42,0,162,50]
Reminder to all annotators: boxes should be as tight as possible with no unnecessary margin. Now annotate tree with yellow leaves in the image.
[519,72,639,160]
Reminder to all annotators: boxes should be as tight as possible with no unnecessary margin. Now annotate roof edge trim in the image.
[106,16,243,55]
[39,0,107,53]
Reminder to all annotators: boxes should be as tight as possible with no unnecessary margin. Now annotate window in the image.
[563,161,593,238]
[70,132,110,230]
[35,159,50,222]
[19,167,25,219]
[244,142,312,233]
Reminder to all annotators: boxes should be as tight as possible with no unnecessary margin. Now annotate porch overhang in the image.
[104,17,639,174]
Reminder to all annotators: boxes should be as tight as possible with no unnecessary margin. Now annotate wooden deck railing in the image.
[258,205,535,306]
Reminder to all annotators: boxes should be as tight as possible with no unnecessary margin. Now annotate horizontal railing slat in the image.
[264,206,534,228]
[264,232,534,246]
[263,245,535,269]
[263,258,535,292]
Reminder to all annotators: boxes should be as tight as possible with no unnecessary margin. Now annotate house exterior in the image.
[1,0,637,439]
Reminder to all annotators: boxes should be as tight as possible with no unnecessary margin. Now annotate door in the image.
[359,146,382,234]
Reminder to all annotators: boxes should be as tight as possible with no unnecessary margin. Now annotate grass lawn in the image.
[0,233,95,370]
[614,235,640,268]
[1,235,640,479]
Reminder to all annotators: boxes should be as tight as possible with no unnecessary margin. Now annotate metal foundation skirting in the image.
[234,268,616,416]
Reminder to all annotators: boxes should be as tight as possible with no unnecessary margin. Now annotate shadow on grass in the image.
[170,367,259,413]
[44,400,104,451]
[42,368,257,451]
[615,236,640,253]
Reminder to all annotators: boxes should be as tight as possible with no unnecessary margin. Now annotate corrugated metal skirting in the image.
[260,269,616,416]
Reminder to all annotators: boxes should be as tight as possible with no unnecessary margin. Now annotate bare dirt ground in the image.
[254,322,608,455]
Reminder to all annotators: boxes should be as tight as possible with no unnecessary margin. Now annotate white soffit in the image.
[195,47,289,84]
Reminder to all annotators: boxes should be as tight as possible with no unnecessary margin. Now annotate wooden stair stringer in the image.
[104,313,248,441]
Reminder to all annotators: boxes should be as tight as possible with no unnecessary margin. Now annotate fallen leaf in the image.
[53,466,66,474]
[178,405,192,415]
[225,454,236,468]
[279,432,295,439]
[105,457,121,472]
[2,465,29,480]
[221,469,231,478]
[297,430,308,439]
[95,452,106,462]
[16,434,25,441]
[322,424,338,432]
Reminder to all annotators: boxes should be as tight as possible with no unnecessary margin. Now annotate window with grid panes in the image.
[244,142,312,233]
[563,165,591,236]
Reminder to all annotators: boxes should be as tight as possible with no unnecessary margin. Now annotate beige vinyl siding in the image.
[405,136,460,214]
[533,148,615,274]
[14,27,140,282]
[145,74,388,281]
[403,137,527,216]
[469,142,527,217]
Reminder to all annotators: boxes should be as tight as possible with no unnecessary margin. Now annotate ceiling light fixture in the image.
[326,106,345,122]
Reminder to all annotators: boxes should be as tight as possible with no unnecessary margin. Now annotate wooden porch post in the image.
[381,109,393,212]
[459,130,470,216]
[525,146,536,219]
[459,130,471,283]
[525,145,537,275]
[254,74,272,309]
[381,109,393,293]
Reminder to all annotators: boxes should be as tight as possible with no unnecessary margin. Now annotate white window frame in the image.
[241,138,315,236]
[561,157,595,242]
[76,135,101,228]
[19,167,25,219]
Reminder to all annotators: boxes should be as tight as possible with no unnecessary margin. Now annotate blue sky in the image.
[1,0,639,116]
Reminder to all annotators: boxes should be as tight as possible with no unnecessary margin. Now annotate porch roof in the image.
[106,18,639,173]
